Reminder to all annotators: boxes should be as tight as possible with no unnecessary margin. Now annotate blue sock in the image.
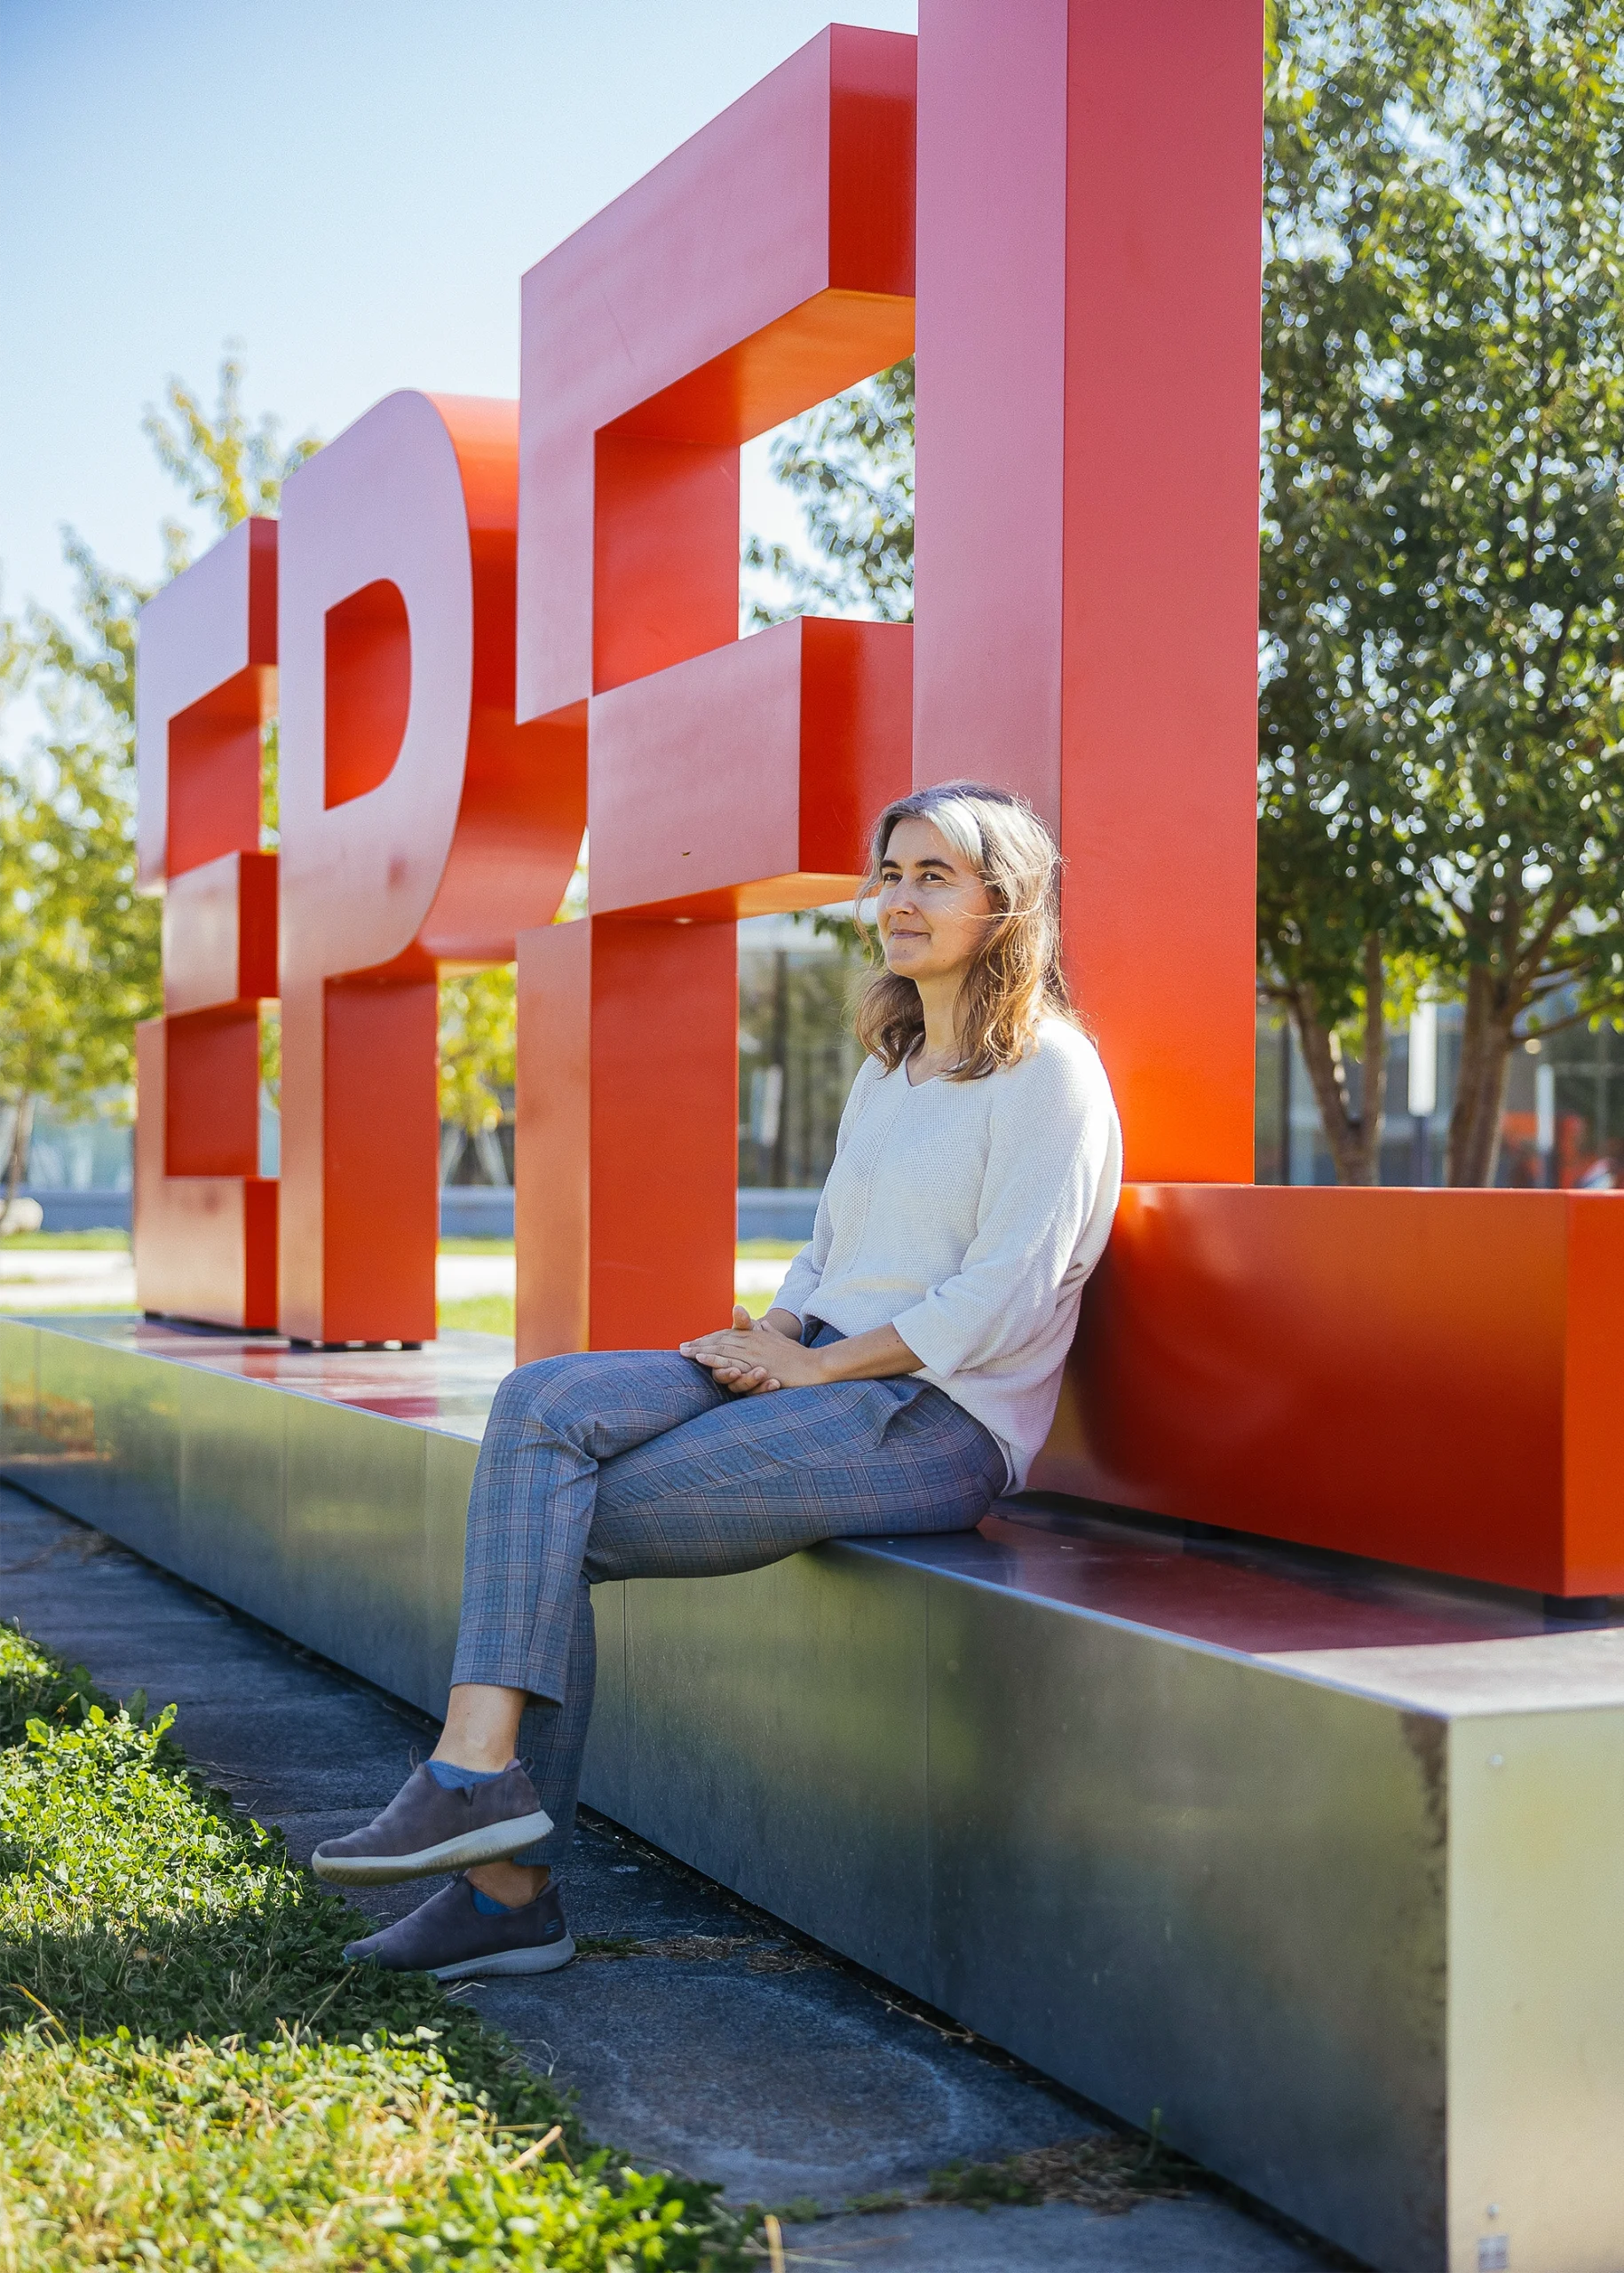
[471,1886,521,1915]
[426,1758,505,1791]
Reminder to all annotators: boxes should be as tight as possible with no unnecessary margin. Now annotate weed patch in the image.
[927,2127,1192,2216]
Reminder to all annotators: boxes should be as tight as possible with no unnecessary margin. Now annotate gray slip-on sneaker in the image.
[343,1873,574,1981]
[311,1761,552,1886]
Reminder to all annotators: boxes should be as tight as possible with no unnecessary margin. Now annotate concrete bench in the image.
[4,1311,1621,2273]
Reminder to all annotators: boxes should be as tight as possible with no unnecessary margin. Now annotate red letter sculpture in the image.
[277,392,582,1345]
[915,0,1263,1184]
[128,4,1623,1596]
[513,27,915,1358]
[134,518,280,1328]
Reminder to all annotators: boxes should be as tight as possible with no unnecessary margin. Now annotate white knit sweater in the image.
[774,1018,1122,1490]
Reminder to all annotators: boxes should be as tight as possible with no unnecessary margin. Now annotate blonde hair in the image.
[852,780,1079,1081]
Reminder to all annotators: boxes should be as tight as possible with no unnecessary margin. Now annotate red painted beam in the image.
[1035,1186,1624,1597]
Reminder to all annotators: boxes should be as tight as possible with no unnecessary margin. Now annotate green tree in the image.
[143,350,321,577]
[439,970,517,1146]
[743,360,914,626]
[1,355,317,1203]
[2,551,158,1208]
[1263,0,1624,1185]
[1257,4,1435,1181]
[1387,0,1624,1184]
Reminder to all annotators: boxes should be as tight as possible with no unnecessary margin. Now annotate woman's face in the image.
[875,815,994,988]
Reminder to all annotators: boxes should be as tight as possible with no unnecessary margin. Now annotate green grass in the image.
[0,1304,131,1315]
[0,1230,131,1250]
[438,1237,517,1256]
[439,1296,517,1338]
[0,1624,749,2269]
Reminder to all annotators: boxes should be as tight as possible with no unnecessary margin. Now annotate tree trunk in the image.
[1446,964,1516,1186]
[1285,935,1389,1184]
[3,1093,36,1221]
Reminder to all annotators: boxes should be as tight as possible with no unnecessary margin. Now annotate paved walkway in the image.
[1,1485,1354,2271]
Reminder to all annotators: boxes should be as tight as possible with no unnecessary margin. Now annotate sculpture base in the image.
[4,1313,1622,2273]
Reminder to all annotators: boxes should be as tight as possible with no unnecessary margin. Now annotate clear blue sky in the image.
[0,0,916,630]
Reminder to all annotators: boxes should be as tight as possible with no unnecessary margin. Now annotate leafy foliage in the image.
[0,2031,732,2271]
[0,1625,104,1751]
[440,969,518,1137]
[1,353,312,1195]
[1262,0,1624,1182]
[439,1295,518,1337]
[743,360,914,625]
[142,348,320,577]
[1,546,160,1194]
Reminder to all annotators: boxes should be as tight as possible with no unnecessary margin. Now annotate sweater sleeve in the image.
[773,1237,822,1323]
[887,1041,1115,1379]
[772,1059,871,1322]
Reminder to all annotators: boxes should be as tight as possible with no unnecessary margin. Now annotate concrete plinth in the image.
[3,1313,1621,2273]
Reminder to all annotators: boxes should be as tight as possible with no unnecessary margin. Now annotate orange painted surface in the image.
[276,392,583,1343]
[164,1010,262,1179]
[516,918,736,1362]
[135,1023,278,1329]
[588,618,911,919]
[162,851,277,1017]
[514,922,593,1363]
[516,25,915,724]
[1563,1194,1624,1593]
[915,0,1263,1184]
[133,519,279,1328]
[1030,1185,1623,1597]
[316,980,442,1343]
[512,26,916,1360]
[137,517,277,889]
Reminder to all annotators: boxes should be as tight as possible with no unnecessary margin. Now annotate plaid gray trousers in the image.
[450,1328,1005,1869]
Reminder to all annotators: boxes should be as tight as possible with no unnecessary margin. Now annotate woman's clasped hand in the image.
[680,1306,814,1395]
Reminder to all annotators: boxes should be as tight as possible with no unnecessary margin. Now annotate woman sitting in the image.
[314,779,1122,1980]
